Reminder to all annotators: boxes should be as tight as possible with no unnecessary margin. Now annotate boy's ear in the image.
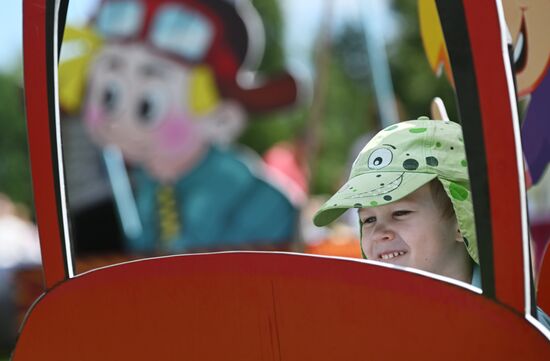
[455,228,465,243]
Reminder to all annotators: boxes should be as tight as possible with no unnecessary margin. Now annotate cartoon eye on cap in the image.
[368,148,393,169]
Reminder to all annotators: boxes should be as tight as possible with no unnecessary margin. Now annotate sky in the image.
[0,0,396,75]
[0,1,96,71]
[0,1,23,71]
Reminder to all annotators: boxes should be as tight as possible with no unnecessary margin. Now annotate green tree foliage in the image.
[241,0,459,195]
[251,0,285,74]
[309,1,461,195]
[240,2,375,195]
[0,72,33,209]
[311,24,374,194]
[239,0,305,154]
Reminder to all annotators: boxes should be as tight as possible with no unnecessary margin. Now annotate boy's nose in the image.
[372,223,395,242]
[362,224,395,259]
[378,230,395,242]
[363,224,394,248]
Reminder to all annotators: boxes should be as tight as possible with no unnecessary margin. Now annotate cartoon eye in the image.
[368,148,393,169]
[101,81,121,114]
[136,92,165,127]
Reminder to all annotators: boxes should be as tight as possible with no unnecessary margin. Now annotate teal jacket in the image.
[127,146,297,253]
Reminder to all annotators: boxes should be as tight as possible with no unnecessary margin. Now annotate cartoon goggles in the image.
[95,0,215,62]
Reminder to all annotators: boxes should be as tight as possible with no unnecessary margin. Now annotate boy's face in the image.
[359,183,470,281]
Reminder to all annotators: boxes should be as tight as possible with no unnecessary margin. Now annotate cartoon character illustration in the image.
[419,0,550,184]
[504,0,549,98]
[503,0,550,274]
[59,0,300,253]
[501,0,550,185]
[418,0,550,272]
[522,71,550,186]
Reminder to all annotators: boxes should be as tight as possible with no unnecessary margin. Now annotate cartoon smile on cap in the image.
[343,172,404,201]
[342,145,405,201]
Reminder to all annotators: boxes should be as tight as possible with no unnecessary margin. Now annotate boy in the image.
[313,117,479,283]
[313,117,550,328]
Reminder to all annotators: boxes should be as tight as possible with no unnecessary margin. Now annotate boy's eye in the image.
[363,216,376,224]
[393,210,412,217]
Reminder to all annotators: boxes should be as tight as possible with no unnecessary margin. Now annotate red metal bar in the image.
[463,0,527,313]
[23,0,69,289]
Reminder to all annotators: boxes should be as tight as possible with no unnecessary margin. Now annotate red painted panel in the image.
[463,0,526,312]
[18,1,549,359]
[539,246,550,313]
[13,253,550,360]
[23,0,68,289]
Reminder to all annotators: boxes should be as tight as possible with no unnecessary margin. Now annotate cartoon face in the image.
[365,142,438,173]
[84,43,245,182]
[343,172,404,203]
[419,0,550,97]
[342,122,468,205]
[343,145,402,201]
[353,125,444,171]
[503,0,550,96]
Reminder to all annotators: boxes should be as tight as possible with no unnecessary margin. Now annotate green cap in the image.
[313,118,478,263]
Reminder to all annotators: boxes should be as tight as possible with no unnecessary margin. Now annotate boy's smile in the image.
[359,182,472,282]
[378,250,407,261]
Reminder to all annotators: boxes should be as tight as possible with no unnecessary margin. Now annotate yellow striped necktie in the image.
[156,185,181,248]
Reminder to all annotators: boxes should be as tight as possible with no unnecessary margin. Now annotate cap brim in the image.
[313,172,437,226]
